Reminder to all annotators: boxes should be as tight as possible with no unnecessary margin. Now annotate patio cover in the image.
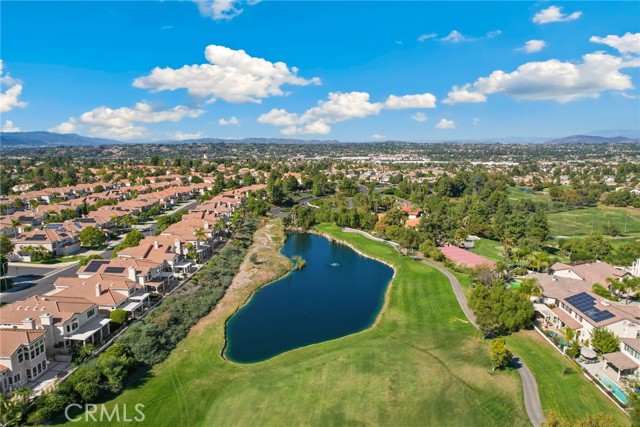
[580,347,597,359]
[551,307,583,330]
[604,351,639,371]
[66,318,111,341]
[121,301,143,312]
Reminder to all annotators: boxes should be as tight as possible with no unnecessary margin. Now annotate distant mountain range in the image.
[0,131,638,148]
[545,135,640,144]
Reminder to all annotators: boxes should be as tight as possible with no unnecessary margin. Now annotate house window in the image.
[13,373,20,383]
[17,348,23,363]
[87,308,95,317]
[26,369,31,379]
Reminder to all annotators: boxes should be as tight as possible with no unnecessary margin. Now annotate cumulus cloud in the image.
[418,33,437,42]
[436,119,455,129]
[50,102,204,140]
[0,60,27,113]
[443,52,638,103]
[133,45,320,104]
[194,0,259,21]
[591,33,640,55]
[218,116,239,126]
[533,6,581,24]
[442,84,487,104]
[384,93,436,109]
[472,118,481,126]
[411,112,428,122]
[371,134,385,140]
[518,40,547,53]
[173,131,204,140]
[258,90,437,135]
[1,120,20,132]
[442,30,467,43]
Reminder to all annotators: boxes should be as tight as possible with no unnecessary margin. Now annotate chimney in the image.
[204,221,210,230]
[22,317,36,329]
[128,266,137,282]
[95,283,102,297]
[154,240,159,249]
[175,238,182,255]
[39,313,53,326]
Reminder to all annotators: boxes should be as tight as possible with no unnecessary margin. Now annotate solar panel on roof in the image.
[83,259,109,273]
[30,235,47,241]
[104,266,125,274]
[565,292,615,323]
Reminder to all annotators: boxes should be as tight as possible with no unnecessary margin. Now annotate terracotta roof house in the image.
[11,228,80,258]
[0,295,108,351]
[0,328,48,392]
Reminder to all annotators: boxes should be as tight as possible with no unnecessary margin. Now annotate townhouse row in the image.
[0,185,264,393]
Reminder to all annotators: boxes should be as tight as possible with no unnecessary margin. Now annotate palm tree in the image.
[608,277,640,304]
[194,227,206,241]
[518,278,542,299]
[527,251,551,273]
[10,219,22,236]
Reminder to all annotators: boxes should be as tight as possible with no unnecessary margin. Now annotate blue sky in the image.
[1,1,639,141]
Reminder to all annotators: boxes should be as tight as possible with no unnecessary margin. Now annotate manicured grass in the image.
[507,331,628,425]
[470,238,505,263]
[61,223,530,427]
[27,255,85,265]
[548,206,640,238]
[507,187,551,204]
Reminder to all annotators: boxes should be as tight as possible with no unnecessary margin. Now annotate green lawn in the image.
[507,187,552,204]
[507,331,628,425]
[62,223,530,427]
[548,206,640,238]
[470,238,505,263]
[58,223,627,427]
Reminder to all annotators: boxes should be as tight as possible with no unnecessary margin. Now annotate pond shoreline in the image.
[223,225,397,364]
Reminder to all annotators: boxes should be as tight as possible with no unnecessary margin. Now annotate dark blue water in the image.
[224,233,394,363]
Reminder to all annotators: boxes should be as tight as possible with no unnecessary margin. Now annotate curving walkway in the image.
[342,227,545,427]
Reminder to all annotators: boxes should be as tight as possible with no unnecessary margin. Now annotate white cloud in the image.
[394,40,403,46]
[384,93,437,109]
[258,90,437,135]
[219,116,239,126]
[442,84,487,104]
[440,30,500,43]
[371,134,385,140]
[444,52,638,103]
[173,131,204,140]
[472,118,480,126]
[442,30,467,43]
[436,119,455,129]
[49,121,77,134]
[590,33,640,55]
[0,60,27,113]
[133,45,320,103]
[418,33,437,42]
[1,120,20,132]
[518,40,547,53]
[411,112,428,122]
[533,6,581,24]
[50,102,203,140]
[194,0,259,21]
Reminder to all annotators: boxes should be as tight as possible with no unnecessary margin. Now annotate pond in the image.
[224,232,394,363]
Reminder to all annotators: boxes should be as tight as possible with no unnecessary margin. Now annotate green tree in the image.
[0,234,14,256]
[0,387,31,427]
[109,308,129,326]
[591,328,620,354]
[78,226,107,247]
[489,338,512,371]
